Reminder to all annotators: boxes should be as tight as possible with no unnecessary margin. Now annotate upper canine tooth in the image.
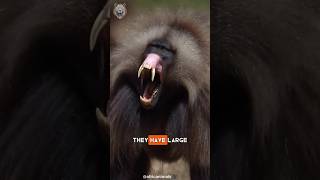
[138,65,144,78]
[151,68,155,82]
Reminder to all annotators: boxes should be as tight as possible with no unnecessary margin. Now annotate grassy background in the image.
[130,0,210,11]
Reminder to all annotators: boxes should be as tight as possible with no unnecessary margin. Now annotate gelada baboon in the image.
[108,8,210,180]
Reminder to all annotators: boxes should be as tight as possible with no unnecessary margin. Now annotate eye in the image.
[150,39,173,52]
[144,39,176,63]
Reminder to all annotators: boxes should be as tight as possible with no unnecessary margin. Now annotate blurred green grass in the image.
[131,0,209,10]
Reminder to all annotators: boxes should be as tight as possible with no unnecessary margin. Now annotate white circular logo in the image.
[113,3,127,19]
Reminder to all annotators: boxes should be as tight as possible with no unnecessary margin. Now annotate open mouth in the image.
[137,53,163,109]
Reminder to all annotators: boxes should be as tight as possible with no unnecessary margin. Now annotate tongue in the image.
[142,53,163,72]
[143,83,155,99]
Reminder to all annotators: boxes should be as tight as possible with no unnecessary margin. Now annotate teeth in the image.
[138,65,144,78]
[153,88,158,96]
[151,68,155,82]
[138,63,156,81]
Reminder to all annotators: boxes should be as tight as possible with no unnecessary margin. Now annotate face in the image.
[110,10,210,112]
[116,9,123,16]
[138,39,175,109]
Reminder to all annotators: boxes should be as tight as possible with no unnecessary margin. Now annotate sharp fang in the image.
[151,68,155,82]
[138,65,144,78]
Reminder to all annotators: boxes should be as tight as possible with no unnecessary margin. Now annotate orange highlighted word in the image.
[148,135,168,145]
